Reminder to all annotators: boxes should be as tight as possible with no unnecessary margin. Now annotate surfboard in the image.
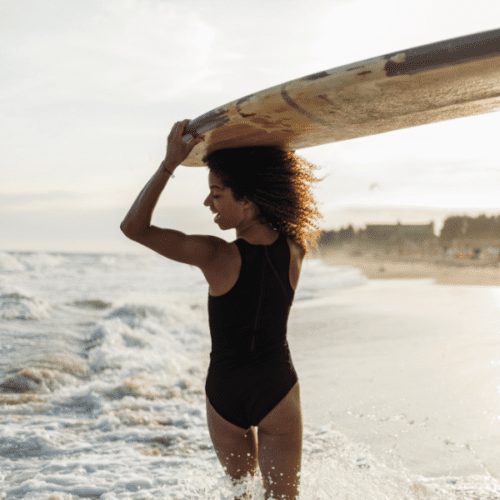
[181,28,500,166]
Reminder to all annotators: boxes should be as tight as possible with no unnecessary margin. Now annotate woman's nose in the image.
[203,195,210,206]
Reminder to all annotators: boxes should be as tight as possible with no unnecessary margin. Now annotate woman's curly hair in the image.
[203,146,323,254]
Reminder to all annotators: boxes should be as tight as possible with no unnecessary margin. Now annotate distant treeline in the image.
[318,224,362,245]
[319,225,356,245]
[319,214,500,246]
[440,214,500,241]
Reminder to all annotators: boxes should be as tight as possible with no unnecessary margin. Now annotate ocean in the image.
[1,250,499,499]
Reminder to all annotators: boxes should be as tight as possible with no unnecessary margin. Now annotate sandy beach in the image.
[320,246,500,286]
[289,277,500,480]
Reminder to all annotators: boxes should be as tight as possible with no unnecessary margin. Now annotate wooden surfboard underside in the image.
[182,29,500,166]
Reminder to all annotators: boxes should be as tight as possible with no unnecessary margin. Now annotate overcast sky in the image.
[2,0,500,253]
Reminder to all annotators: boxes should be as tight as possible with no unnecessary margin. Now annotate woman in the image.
[121,120,322,499]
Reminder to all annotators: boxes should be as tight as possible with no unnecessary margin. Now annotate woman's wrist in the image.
[160,159,177,176]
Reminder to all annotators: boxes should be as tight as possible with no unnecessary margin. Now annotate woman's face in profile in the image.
[204,170,247,230]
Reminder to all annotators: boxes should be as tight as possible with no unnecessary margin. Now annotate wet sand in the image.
[320,247,500,286]
[291,253,500,477]
[289,278,500,478]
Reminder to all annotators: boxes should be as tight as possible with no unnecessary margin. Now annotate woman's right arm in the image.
[120,121,226,268]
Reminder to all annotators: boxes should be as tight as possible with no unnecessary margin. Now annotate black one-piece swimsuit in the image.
[205,231,298,430]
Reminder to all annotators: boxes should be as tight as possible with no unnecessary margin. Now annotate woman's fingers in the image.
[165,119,204,166]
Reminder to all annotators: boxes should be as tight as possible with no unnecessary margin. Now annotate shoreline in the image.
[319,247,500,286]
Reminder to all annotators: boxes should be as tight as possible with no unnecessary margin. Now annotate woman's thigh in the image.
[206,397,258,480]
[257,382,303,498]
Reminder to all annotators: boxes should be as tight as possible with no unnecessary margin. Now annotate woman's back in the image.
[208,231,295,359]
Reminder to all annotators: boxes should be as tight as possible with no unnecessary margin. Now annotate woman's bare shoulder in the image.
[200,236,239,268]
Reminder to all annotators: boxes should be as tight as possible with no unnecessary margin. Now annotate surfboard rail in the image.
[182,28,500,166]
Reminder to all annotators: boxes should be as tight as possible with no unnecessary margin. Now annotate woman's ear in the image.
[241,196,255,209]
[242,198,260,219]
